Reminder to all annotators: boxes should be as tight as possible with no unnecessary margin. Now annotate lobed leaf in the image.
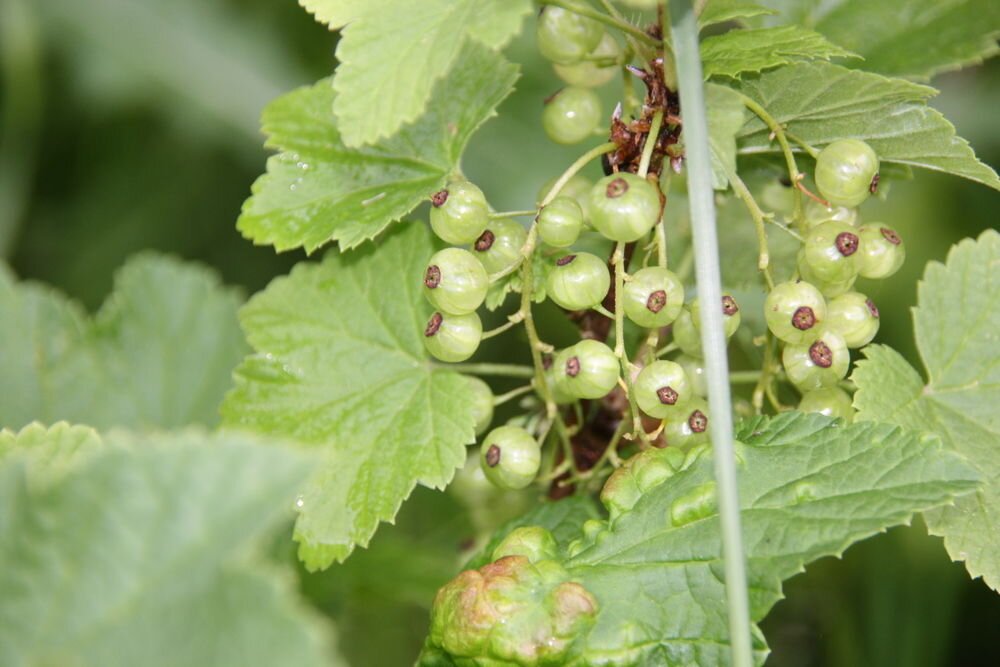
[0,254,247,431]
[733,61,1000,190]
[221,223,478,569]
[699,0,776,27]
[706,83,748,189]
[0,425,338,666]
[237,41,519,252]
[300,0,530,146]
[701,25,856,79]
[853,229,1000,590]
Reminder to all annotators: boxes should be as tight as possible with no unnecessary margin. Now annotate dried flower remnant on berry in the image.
[431,189,449,207]
[424,265,441,288]
[485,444,501,467]
[647,290,667,313]
[689,410,708,433]
[836,232,859,256]
[425,312,443,336]
[722,295,739,315]
[657,386,679,405]
[810,340,834,368]
[793,306,817,331]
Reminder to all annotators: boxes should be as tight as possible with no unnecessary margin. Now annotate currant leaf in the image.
[699,0,776,28]
[701,25,857,79]
[237,42,518,252]
[853,229,1000,591]
[706,83,748,189]
[221,223,478,569]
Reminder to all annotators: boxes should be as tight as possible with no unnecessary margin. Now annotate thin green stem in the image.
[488,259,524,284]
[785,130,819,158]
[729,370,763,384]
[613,242,650,446]
[541,0,661,46]
[656,172,672,268]
[489,210,537,219]
[492,384,535,407]
[655,341,679,358]
[519,224,557,419]
[723,162,775,289]
[592,304,614,319]
[438,362,535,378]
[670,4,753,667]
[540,142,617,207]
[638,109,664,178]
[481,319,520,341]
[752,333,775,414]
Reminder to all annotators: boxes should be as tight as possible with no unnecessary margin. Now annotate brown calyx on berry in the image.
[485,444,501,467]
[881,227,901,245]
[656,386,679,405]
[606,177,629,199]
[866,299,880,318]
[565,356,581,377]
[722,295,739,316]
[792,306,817,331]
[424,265,441,289]
[646,289,667,313]
[869,172,880,195]
[688,410,708,433]
[431,189,449,207]
[475,229,495,252]
[557,254,577,267]
[809,340,834,368]
[424,312,443,337]
[836,232,859,257]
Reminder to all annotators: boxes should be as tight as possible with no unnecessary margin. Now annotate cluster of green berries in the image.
[767,139,904,421]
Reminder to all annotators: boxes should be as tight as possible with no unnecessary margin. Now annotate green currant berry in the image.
[856,225,905,279]
[623,266,684,328]
[480,426,541,490]
[804,199,859,228]
[798,386,854,423]
[634,360,692,419]
[553,32,620,87]
[765,281,828,345]
[472,218,527,275]
[589,173,662,242]
[814,138,880,208]
[542,86,602,145]
[801,221,861,284]
[555,339,619,399]
[544,353,577,404]
[675,354,708,397]
[797,250,857,298]
[689,293,742,339]
[782,331,850,392]
[672,308,703,358]
[662,398,710,449]
[546,252,610,310]
[825,292,880,348]
[760,180,796,215]
[462,375,494,435]
[537,173,592,220]
[536,5,603,65]
[537,197,584,248]
[429,181,490,244]
[423,311,482,363]
[423,248,488,315]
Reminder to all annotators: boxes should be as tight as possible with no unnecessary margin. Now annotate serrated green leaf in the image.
[706,83,748,189]
[0,254,247,431]
[702,25,857,79]
[733,61,1000,191]
[222,223,477,569]
[700,0,776,27]
[754,0,1000,79]
[853,229,1000,590]
[559,413,977,665]
[304,0,530,146]
[238,42,519,253]
[0,422,102,488]
[0,425,339,666]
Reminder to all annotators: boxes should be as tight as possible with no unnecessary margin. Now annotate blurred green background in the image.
[2,0,997,664]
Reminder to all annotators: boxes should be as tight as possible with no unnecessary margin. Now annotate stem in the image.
[729,370,763,384]
[540,142,617,207]
[493,384,535,406]
[637,110,664,178]
[670,4,753,667]
[481,319,520,340]
[592,304,614,319]
[519,225,557,419]
[541,0,661,47]
[489,210,537,219]
[723,163,775,289]
[437,362,535,378]
[612,242,650,446]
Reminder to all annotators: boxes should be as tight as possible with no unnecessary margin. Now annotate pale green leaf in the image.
[706,83,748,189]
[853,229,1000,590]
[562,414,977,665]
[700,0,776,27]
[0,254,247,431]
[0,426,340,667]
[733,61,1000,190]
[238,42,519,252]
[221,223,477,569]
[319,0,530,146]
[0,422,102,488]
[702,25,856,79]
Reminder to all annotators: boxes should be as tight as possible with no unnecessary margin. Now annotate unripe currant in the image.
[542,87,602,145]
[472,218,527,275]
[546,252,611,311]
[765,281,828,345]
[689,293,742,339]
[634,360,692,419]
[588,173,662,242]
[675,354,708,397]
[423,248,488,315]
[801,221,861,284]
[537,196,584,248]
[543,353,577,404]
[814,139,880,208]
[537,173,592,221]
[671,308,703,358]
[480,426,541,490]
[804,199,859,228]
[782,331,850,392]
[622,267,685,328]
[553,32,620,87]
[797,250,857,298]
[536,5,603,65]
[461,375,494,435]
[856,225,905,279]
[662,398,710,449]
[423,311,482,363]
[825,292,880,348]
[798,386,854,423]
[429,181,490,244]
[555,339,619,399]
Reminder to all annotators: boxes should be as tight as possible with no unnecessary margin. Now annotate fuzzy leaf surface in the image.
[733,61,1000,190]
[0,425,337,666]
[221,223,476,569]
[853,230,1000,590]
[755,0,1000,79]
[700,0,776,27]
[701,25,855,79]
[559,414,978,665]
[237,42,519,252]
[298,0,530,146]
[0,255,246,431]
